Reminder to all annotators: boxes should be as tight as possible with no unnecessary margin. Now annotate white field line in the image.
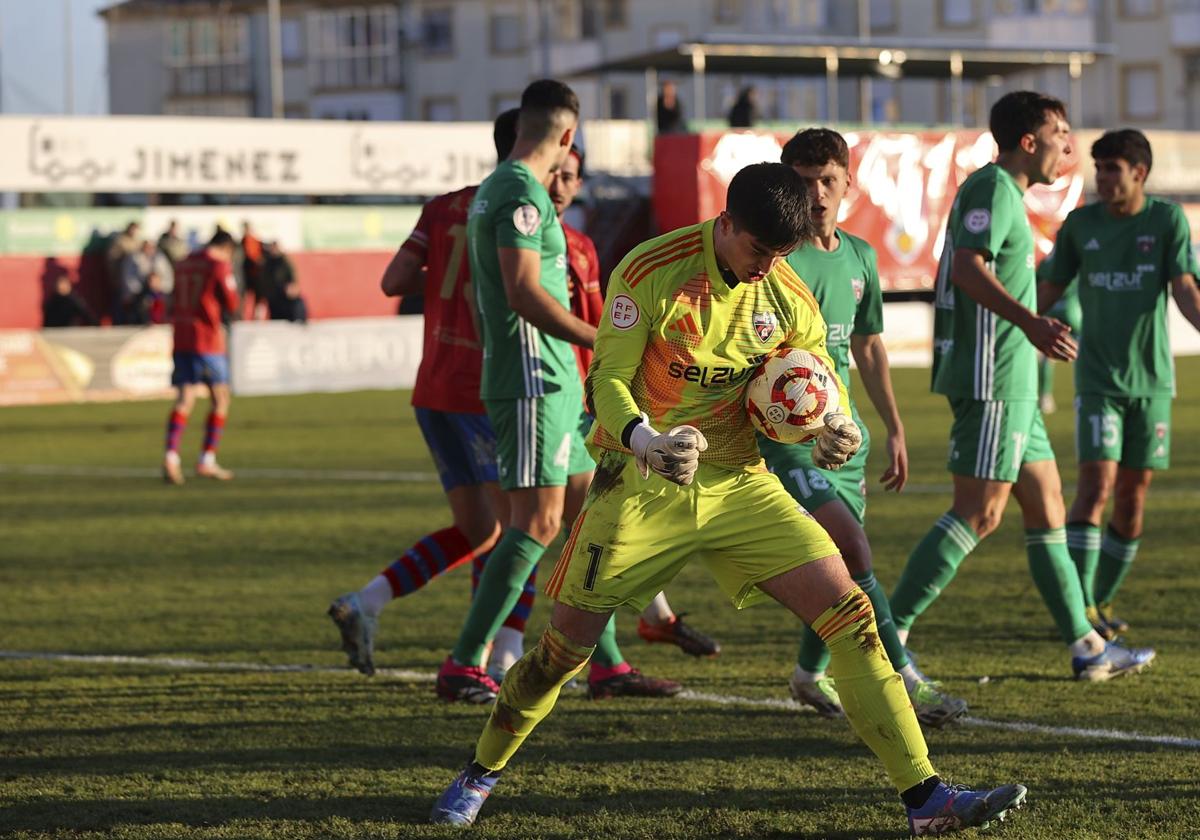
[3,650,1198,750]
[4,464,1200,498]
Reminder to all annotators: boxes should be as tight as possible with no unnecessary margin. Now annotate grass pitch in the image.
[2,362,1199,839]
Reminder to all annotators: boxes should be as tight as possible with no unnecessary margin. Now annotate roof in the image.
[567,34,1111,80]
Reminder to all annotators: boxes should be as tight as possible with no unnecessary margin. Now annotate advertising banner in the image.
[0,116,651,196]
[229,316,423,396]
[654,130,1084,293]
[0,325,173,405]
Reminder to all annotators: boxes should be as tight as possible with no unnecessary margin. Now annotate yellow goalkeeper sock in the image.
[814,587,936,793]
[475,625,593,772]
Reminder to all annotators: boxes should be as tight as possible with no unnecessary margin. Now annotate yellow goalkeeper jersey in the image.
[587,218,847,471]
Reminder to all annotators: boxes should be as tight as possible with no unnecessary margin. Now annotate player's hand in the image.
[629,418,708,485]
[1023,315,1077,362]
[879,430,908,492]
[813,413,862,471]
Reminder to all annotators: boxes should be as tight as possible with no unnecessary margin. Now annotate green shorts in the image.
[485,390,586,490]
[947,398,1055,483]
[759,426,871,525]
[569,410,597,476]
[1075,393,1171,469]
[544,452,839,612]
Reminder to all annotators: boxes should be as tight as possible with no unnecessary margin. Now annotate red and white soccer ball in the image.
[745,349,840,444]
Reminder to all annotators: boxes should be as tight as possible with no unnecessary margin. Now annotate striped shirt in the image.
[587,219,847,471]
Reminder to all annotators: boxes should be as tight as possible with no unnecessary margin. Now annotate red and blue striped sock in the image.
[201,412,226,457]
[165,410,188,453]
[382,526,474,597]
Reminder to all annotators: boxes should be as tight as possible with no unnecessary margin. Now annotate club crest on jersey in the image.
[1137,235,1156,253]
[851,277,865,302]
[753,310,777,342]
[513,204,541,235]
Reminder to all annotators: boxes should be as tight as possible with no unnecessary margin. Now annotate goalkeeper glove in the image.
[628,414,708,485]
[812,413,862,471]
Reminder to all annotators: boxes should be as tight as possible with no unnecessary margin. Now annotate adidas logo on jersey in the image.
[1084,238,1101,251]
[666,312,701,336]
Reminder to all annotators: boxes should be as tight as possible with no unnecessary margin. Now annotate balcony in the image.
[986,13,1095,49]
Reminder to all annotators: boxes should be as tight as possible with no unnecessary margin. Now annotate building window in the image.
[492,91,522,116]
[422,6,454,55]
[605,0,629,27]
[310,6,403,88]
[768,0,826,30]
[164,16,250,97]
[714,0,741,25]
[580,0,601,38]
[1121,65,1161,120]
[280,18,304,62]
[609,86,629,119]
[869,0,897,31]
[423,96,459,121]
[939,0,976,26]
[490,10,523,53]
[1119,0,1159,17]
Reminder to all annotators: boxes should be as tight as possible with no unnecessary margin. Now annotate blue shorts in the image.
[172,352,229,386]
[414,407,499,492]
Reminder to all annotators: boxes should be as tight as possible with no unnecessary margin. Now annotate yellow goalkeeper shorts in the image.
[544,450,839,612]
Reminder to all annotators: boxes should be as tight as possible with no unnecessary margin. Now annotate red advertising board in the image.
[653,130,1085,292]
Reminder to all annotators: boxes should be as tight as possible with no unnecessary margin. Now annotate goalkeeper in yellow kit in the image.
[432,162,1027,836]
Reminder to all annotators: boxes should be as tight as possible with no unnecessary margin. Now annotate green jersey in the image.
[1048,197,1196,397]
[932,163,1037,401]
[784,230,883,420]
[468,160,577,400]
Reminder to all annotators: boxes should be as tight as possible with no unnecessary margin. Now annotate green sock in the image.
[1066,522,1101,608]
[589,615,625,668]
[1026,528,1093,643]
[797,571,909,673]
[1094,526,1140,607]
[451,528,545,666]
[890,511,979,632]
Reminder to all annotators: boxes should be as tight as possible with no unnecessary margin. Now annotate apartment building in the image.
[99,0,1200,129]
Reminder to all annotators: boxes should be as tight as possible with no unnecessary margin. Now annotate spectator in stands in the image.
[728,86,758,128]
[107,221,141,321]
[241,220,265,311]
[119,240,174,325]
[260,239,294,306]
[269,277,309,324]
[136,270,169,325]
[657,80,687,134]
[158,219,188,266]
[43,273,96,328]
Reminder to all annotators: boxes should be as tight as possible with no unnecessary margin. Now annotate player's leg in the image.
[330,410,503,675]
[707,470,1024,832]
[433,451,696,825]
[163,354,200,485]
[889,399,1019,643]
[195,356,234,479]
[1066,393,1121,628]
[1011,452,1154,680]
[1094,396,1169,626]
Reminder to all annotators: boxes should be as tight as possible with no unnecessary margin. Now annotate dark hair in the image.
[518,79,580,141]
[1091,128,1153,174]
[725,163,812,252]
[210,230,235,248]
[568,144,585,179]
[989,90,1067,152]
[493,108,519,160]
[781,127,850,169]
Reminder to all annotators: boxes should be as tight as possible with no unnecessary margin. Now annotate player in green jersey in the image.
[889,91,1155,681]
[1036,254,1081,414]
[759,128,966,727]
[1040,129,1200,637]
[432,162,1028,836]
[435,80,672,704]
